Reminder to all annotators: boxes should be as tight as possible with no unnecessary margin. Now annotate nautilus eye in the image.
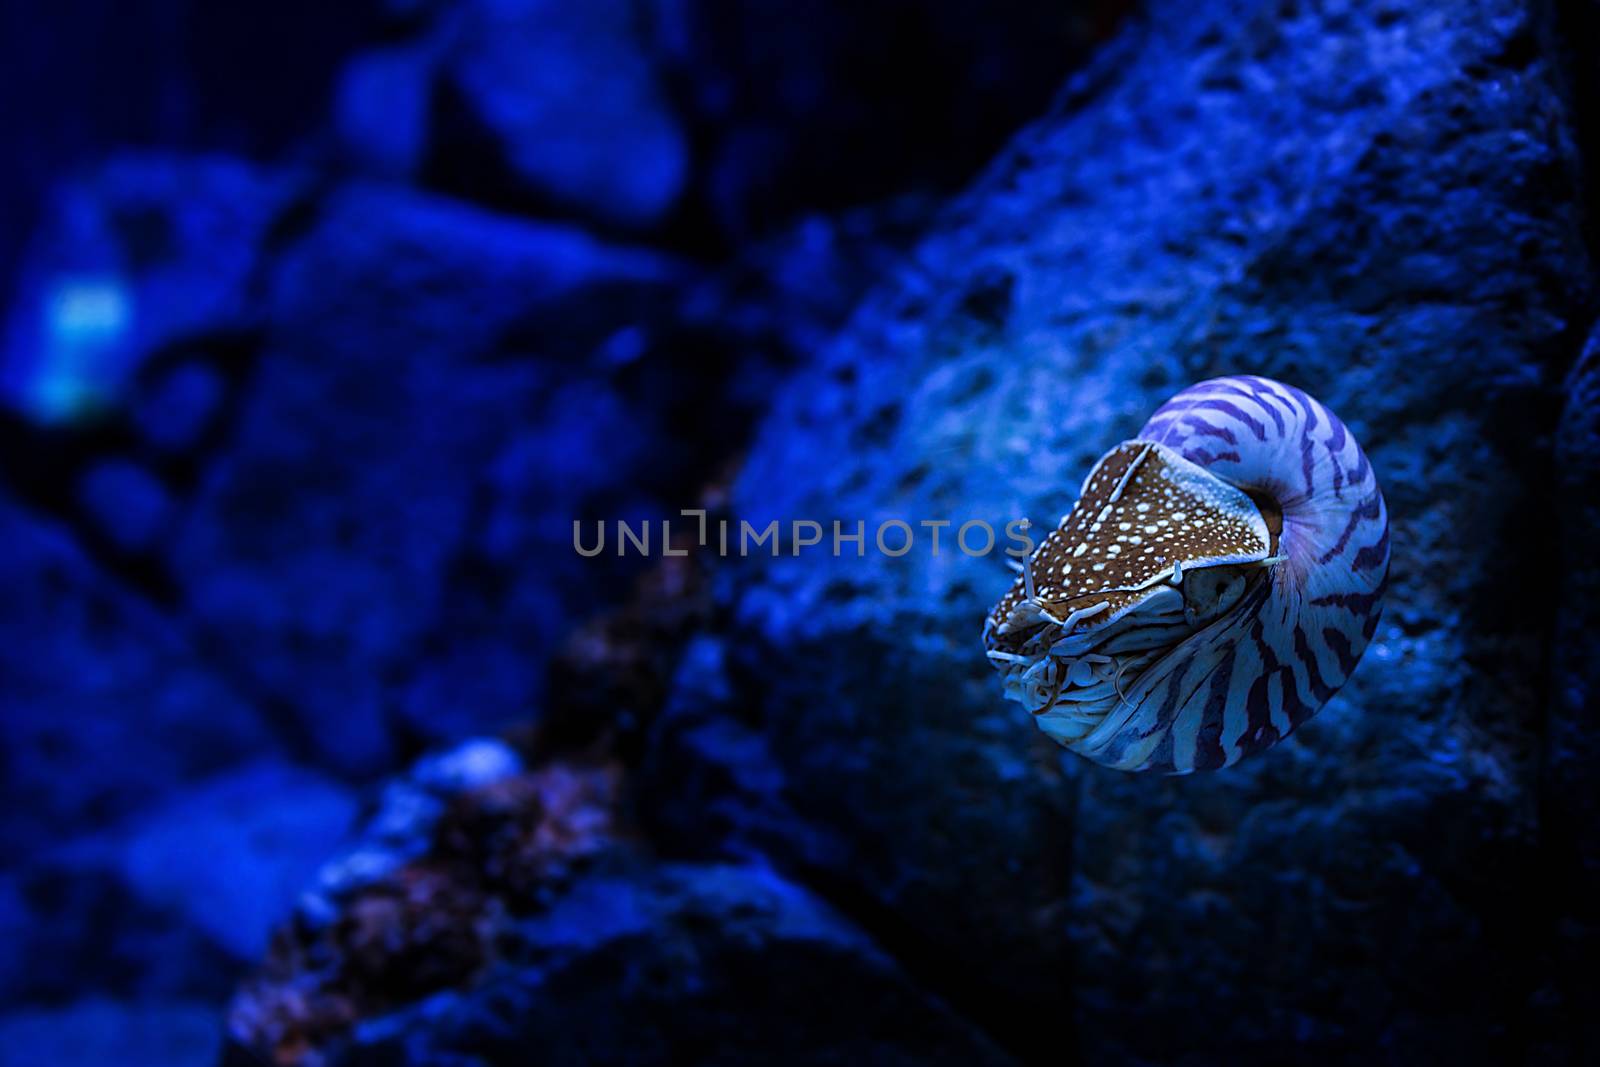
[983,375,1389,773]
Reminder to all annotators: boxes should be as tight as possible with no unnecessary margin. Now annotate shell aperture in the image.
[983,376,1388,773]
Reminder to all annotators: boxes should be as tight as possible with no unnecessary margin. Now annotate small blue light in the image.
[47,277,130,340]
[25,275,134,422]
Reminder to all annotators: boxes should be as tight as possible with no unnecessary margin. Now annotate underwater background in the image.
[3,0,1599,1064]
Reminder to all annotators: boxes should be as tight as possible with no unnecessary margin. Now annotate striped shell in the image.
[983,376,1389,773]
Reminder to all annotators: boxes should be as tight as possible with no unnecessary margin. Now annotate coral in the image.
[226,745,621,1065]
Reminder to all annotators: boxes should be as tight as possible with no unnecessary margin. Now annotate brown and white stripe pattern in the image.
[984,376,1388,773]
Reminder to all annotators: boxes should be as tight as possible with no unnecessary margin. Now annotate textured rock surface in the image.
[338,861,1014,1067]
[149,185,915,777]
[0,497,360,1061]
[1544,326,1600,1059]
[168,187,681,771]
[327,0,1110,242]
[435,0,689,229]
[116,762,359,959]
[0,497,278,856]
[671,0,1599,1061]
[224,738,1011,1067]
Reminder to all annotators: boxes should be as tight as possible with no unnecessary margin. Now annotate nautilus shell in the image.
[983,376,1389,773]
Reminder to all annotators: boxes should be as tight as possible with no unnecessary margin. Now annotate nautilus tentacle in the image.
[983,376,1388,773]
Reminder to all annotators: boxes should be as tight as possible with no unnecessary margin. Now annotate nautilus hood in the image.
[984,376,1388,773]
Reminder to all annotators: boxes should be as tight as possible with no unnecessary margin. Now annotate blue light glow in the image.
[15,275,134,423]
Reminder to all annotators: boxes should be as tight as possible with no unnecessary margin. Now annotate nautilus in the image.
[983,376,1389,773]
